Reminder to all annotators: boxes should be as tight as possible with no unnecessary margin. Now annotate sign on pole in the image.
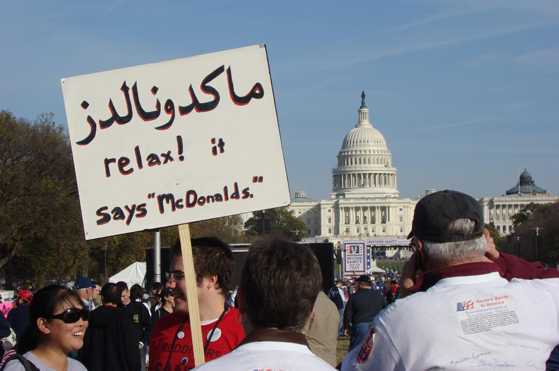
[343,241,370,277]
[62,44,290,367]
[61,44,290,240]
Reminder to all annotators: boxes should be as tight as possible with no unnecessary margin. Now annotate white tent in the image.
[109,262,146,288]
[369,260,386,274]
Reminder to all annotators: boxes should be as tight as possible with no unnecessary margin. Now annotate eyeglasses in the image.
[166,270,185,281]
[49,308,89,323]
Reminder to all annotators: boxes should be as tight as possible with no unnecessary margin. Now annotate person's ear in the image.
[36,318,51,335]
[204,275,219,290]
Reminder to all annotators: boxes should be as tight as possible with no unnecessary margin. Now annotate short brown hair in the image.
[173,237,234,294]
[240,239,322,331]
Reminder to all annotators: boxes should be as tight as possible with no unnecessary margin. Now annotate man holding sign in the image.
[149,237,244,370]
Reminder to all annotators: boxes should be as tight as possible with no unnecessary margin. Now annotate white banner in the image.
[61,45,290,239]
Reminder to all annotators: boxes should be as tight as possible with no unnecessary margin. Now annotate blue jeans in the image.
[350,322,372,351]
[338,307,345,336]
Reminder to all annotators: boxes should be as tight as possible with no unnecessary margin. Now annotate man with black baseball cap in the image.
[342,275,385,351]
[342,190,559,371]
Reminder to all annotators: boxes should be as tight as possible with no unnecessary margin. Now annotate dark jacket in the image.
[327,287,344,310]
[343,287,386,329]
[79,305,140,371]
[7,304,29,342]
[124,301,151,345]
[151,306,172,328]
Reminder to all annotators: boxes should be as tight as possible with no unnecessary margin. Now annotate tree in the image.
[244,207,308,241]
[484,222,502,246]
[0,111,80,272]
[510,202,559,265]
[190,215,245,242]
[511,203,539,227]
[0,111,152,286]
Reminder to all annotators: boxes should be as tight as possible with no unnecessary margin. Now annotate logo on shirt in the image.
[456,300,474,311]
[357,328,376,364]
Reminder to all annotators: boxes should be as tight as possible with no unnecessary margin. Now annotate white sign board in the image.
[343,242,367,275]
[61,45,290,239]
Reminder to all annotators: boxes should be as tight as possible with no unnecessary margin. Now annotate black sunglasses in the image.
[49,308,89,323]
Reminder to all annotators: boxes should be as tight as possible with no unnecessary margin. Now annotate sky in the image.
[1,0,558,201]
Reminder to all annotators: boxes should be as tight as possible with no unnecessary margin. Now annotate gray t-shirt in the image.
[3,351,87,371]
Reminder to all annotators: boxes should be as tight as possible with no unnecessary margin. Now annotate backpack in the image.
[0,353,40,371]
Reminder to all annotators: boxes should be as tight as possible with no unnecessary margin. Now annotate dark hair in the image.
[160,287,175,299]
[101,282,122,305]
[151,282,163,293]
[130,284,144,301]
[172,237,234,294]
[116,281,128,292]
[240,239,322,331]
[17,285,82,354]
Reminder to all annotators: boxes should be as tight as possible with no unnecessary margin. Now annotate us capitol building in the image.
[288,93,416,251]
[287,93,558,249]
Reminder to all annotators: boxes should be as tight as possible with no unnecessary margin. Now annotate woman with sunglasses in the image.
[3,285,88,371]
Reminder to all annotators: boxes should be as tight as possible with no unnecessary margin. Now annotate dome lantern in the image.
[332,92,399,199]
[357,91,371,128]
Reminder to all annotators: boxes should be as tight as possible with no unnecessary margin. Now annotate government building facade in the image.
[480,170,559,236]
[288,93,416,254]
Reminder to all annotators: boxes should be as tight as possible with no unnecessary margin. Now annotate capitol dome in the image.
[332,92,399,198]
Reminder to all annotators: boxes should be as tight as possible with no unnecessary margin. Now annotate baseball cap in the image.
[407,190,483,243]
[75,276,95,290]
[17,289,33,303]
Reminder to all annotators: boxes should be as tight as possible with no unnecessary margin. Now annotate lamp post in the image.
[534,226,542,261]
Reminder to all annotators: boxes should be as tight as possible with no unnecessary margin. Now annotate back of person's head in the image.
[101,282,121,306]
[172,237,234,294]
[408,190,486,267]
[356,275,372,288]
[240,239,322,332]
[17,285,82,354]
[130,284,144,301]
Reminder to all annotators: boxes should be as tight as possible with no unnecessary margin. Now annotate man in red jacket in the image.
[149,237,244,371]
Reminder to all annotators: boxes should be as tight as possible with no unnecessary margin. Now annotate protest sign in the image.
[62,44,289,366]
[61,44,290,240]
[343,241,370,277]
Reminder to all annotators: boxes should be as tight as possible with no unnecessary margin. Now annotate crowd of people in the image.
[1,189,559,370]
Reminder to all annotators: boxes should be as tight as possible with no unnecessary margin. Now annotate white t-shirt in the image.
[342,273,559,371]
[3,351,87,371]
[193,341,336,371]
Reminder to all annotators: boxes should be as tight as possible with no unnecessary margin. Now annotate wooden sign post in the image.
[178,223,205,366]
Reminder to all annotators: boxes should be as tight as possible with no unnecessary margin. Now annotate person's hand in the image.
[399,251,423,298]
[484,232,500,260]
